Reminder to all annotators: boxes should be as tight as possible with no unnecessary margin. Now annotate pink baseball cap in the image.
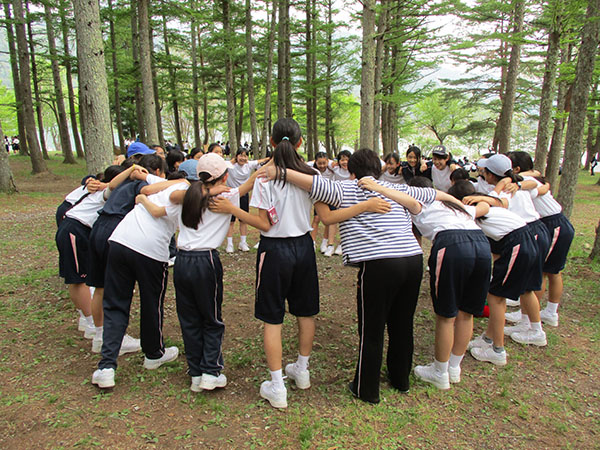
[196,153,229,181]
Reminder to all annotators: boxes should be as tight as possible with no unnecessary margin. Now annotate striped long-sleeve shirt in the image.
[310,176,437,265]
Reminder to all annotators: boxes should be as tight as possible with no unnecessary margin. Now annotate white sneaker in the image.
[504,321,530,336]
[92,368,115,388]
[506,298,520,307]
[470,346,507,366]
[320,241,328,253]
[285,363,310,389]
[199,373,227,390]
[120,334,141,355]
[467,333,492,351]
[448,365,461,383]
[78,316,87,332]
[505,310,522,323]
[253,242,260,249]
[414,363,450,390]
[83,322,96,339]
[540,309,559,327]
[168,256,176,267]
[143,346,179,370]
[238,242,250,252]
[323,245,334,257]
[334,245,343,255]
[260,380,287,408]
[511,329,547,346]
[190,376,202,392]
[226,243,234,253]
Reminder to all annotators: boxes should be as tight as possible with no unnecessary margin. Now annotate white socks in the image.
[433,358,448,374]
[545,302,559,314]
[85,315,94,327]
[77,309,85,319]
[240,235,247,244]
[521,314,530,327]
[296,354,309,371]
[449,353,464,369]
[530,321,543,332]
[270,369,284,389]
[227,237,233,246]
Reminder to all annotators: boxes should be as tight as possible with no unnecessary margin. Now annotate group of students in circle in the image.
[54,117,573,408]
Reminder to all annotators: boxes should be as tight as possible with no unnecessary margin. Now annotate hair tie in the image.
[281,136,290,141]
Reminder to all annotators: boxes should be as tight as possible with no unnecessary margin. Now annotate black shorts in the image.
[527,220,551,289]
[255,232,319,324]
[87,215,122,288]
[541,213,574,274]
[489,226,538,299]
[230,193,249,222]
[56,217,91,284]
[428,230,491,318]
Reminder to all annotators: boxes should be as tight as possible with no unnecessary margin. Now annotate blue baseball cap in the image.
[178,159,199,180]
[126,141,155,158]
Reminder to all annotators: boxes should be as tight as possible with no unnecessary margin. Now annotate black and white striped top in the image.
[310,176,437,265]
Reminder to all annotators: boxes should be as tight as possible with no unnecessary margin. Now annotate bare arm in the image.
[358,177,421,214]
[474,202,490,218]
[239,170,260,197]
[140,178,188,196]
[208,197,271,232]
[537,182,551,195]
[135,194,166,218]
[256,164,315,192]
[463,195,506,208]
[315,198,391,225]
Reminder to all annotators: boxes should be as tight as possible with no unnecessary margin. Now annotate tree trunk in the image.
[373,0,388,154]
[137,0,158,144]
[237,81,245,147]
[73,0,113,174]
[284,0,292,118]
[3,2,28,156]
[277,0,287,118]
[11,0,46,173]
[130,2,145,142]
[190,9,200,149]
[556,0,600,219]
[44,2,75,164]
[310,0,317,158]
[305,0,314,158]
[359,0,376,149]
[162,7,182,150]
[245,0,259,154]
[584,88,598,170]
[534,8,561,173]
[59,0,84,158]
[0,120,18,192]
[149,19,165,149]
[261,0,277,157]
[491,21,509,153]
[496,0,525,154]
[26,1,48,160]
[198,31,209,146]
[590,219,600,260]
[222,0,238,152]
[107,0,125,154]
[324,0,333,159]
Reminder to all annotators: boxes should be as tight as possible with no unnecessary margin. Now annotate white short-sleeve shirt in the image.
[65,189,107,228]
[411,201,480,241]
[475,206,527,241]
[226,160,260,188]
[522,175,562,217]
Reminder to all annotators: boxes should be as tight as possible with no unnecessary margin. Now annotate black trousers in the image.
[99,242,169,369]
[173,249,224,377]
[352,255,423,402]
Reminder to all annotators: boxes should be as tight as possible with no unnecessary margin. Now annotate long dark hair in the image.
[508,151,545,184]
[101,165,126,182]
[484,167,523,184]
[408,176,471,218]
[166,150,185,173]
[271,118,317,185]
[181,171,228,229]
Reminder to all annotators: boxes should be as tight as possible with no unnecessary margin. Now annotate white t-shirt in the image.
[176,187,241,251]
[65,189,107,228]
[249,177,314,238]
[226,160,260,188]
[109,182,188,262]
[522,175,562,218]
[308,161,335,180]
[476,177,495,194]
[490,190,540,223]
[476,206,527,241]
[432,165,452,192]
[328,162,351,181]
[411,201,480,241]
[379,171,405,185]
[64,186,89,204]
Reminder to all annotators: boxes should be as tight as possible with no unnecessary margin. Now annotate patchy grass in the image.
[0,157,598,448]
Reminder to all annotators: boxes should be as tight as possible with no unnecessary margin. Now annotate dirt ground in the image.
[0,156,599,449]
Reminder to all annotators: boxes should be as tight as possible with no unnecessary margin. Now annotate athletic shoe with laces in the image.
[511,329,547,346]
[448,365,461,383]
[238,242,250,252]
[505,310,522,323]
[92,368,115,388]
[414,363,450,390]
[260,380,287,408]
[199,373,227,390]
[540,309,559,327]
[323,245,334,257]
[143,346,179,370]
[467,333,492,351]
[504,321,530,336]
[285,363,310,389]
[120,334,141,355]
[470,346,507,366]
[320,241,328,254]
[226,243,234,253]
[506,298,520,307]
[334,244,343,255]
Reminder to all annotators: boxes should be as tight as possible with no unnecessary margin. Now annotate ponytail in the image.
[181,170,228,229]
